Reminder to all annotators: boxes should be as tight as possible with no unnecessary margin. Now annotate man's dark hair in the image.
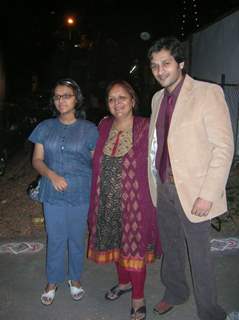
[148,36,185,64]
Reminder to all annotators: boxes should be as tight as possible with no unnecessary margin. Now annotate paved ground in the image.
[0,224,239,320]
[0,150,239,319]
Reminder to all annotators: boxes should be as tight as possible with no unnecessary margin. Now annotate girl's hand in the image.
[50,173,68,192]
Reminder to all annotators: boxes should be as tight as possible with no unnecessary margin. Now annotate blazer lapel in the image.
[168,75,194,137]
[149,90,164,143]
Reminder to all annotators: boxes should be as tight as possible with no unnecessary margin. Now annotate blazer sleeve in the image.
[198,84,234,202]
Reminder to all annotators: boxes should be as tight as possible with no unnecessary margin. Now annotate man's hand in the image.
[191,197,213,217]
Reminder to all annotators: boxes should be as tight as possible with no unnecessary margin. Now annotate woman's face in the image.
[107,84,134,120]
[53,85,77,116]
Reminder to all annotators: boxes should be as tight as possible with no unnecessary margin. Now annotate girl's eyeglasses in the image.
[53,94,75,101]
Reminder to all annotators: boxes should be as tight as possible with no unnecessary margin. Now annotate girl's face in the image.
[107,84,134,120]
[53,85,77,117]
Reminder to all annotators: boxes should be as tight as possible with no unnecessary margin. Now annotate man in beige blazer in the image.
[147,37,234,320]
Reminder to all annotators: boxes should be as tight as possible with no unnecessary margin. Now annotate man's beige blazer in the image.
[148,74,234,223]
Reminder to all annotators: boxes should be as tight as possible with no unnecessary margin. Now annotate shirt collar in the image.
[165,75,185,99]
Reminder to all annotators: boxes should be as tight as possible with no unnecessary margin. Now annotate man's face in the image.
[150,49,184,93]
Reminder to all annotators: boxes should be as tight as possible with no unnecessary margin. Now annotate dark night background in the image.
[0,0,238,97]
[0,0,238,139]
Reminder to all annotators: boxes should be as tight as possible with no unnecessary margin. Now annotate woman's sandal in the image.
[130,305,146,320]
[68,280,85,301]
[105,284,132,301]
[41,286,57,306]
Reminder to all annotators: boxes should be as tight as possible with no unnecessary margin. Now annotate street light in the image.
[66,16,76,40]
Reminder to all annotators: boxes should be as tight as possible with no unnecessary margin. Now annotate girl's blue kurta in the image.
[28,118,98,206]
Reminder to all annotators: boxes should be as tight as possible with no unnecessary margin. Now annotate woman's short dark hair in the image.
[105,80,139,114]
[148,36,185,64]
[51,78,84,118]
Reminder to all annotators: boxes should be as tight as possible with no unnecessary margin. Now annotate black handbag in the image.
[27,176,41,202]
